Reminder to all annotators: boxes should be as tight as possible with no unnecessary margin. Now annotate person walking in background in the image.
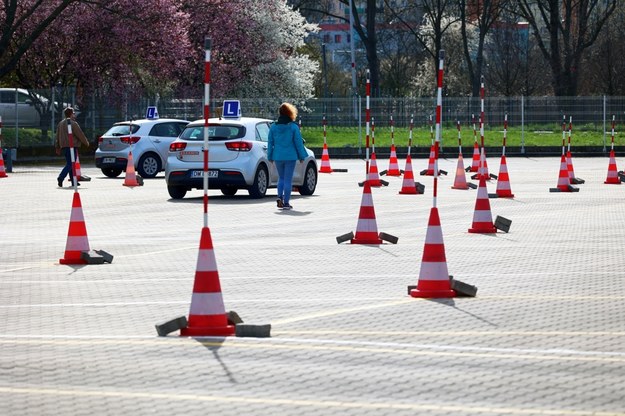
[267,102,308,210]
[55,107,90,187]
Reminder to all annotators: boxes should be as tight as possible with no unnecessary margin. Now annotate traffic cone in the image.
[566,150,576,183]
[399,154,419,194]
[410,207,456,298]
[123,150,140,187]
[470,142,480,172]
[367,152,383,187]
[421,144,436,176]
[555,154,572,192]
[604,150,621,184]
[319,143,333,173]
[451,153,469,190]
[59,192,90,265]
[0,148,7,178]
[180,227,235,337]
[468,175,497,234]
[351,181,383,244]
[479,148,490,179]
[495,155,514,197]
[386,144,401,176]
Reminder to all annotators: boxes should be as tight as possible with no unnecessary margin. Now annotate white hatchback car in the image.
[165,116,317,199]
[95,118,189,178]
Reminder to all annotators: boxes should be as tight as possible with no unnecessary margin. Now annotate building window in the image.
[335,34,342,44]
[323,34,331,43]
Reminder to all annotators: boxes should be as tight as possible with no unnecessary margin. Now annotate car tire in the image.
[248,165,268,198]
[137,153,161,178]
[167,185,187,199]
[298,162,318,195]
[101,167,123,178]
[221,187,238,196]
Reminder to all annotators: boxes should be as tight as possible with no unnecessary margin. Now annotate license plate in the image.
[103,157,116,163]
[191,170,218,178]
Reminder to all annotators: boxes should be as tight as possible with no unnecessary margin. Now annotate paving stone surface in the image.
[1,156,624,416]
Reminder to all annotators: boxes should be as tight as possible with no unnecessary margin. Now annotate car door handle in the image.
[154,139,161,143]
[262,146,267,150]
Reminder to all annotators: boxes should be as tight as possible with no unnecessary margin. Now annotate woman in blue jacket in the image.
[267,102,308,210]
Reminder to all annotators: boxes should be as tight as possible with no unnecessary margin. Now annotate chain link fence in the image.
[1,87,624,148]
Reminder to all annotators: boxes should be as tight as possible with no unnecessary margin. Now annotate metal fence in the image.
[1,87,624,147]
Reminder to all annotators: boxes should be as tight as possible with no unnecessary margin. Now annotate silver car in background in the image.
[165,116,317,199]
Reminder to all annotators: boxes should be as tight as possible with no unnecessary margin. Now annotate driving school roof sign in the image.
[146,106,159,120]
[222,100,241,119]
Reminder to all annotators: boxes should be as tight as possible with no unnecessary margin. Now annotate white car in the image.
[165,116,317,199]
[95,118,189,178]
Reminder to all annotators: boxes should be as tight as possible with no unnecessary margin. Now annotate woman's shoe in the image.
[276,198,283,208]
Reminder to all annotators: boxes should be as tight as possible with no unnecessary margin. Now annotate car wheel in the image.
[137,153,161,178]
[168,185,187,199]
[248,165,268,198]
[298,162,317,195]
[221,187,238,196]
[101,167,122,178]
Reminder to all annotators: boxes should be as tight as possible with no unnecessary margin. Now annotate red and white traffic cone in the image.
[468,175,497,234]
[399,154,418,194]
[604,150,621,184]
[556,154,572,192]
[604,115,620,185]
[319,143,333,173]
[351,181,383,244]
[123,150,140,187]
[367,152,383,187]
[410,207,455,298]
[59,192,90,265]
[495,155,514,197]
[180,227,235,337]
[0,148,7,178]
[470,141,480,173]
[422,144,436,176]
[386,144,401,176]
[451,153,469,190]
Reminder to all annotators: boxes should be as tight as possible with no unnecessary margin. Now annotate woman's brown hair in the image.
[279,102,298,121]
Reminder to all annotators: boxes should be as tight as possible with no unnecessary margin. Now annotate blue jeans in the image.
[275,160,296,205]
[58,147,77,183]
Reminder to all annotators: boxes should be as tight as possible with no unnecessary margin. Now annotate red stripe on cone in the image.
[495,155,514,197]
[351,181,382,244]
[399,154,418,194]
[468,176,496,233]
[386,144,401,176]
[180,227,235,337]
[604,150,621,184]
[59,192,90,264]
[367,152,382,186]
[123,151,140,187]
[451,153,469,189]
[319,143,333,173]
[410,207,455,298]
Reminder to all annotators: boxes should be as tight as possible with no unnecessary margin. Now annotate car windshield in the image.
[180,124,245,141]
[104,124,140,136]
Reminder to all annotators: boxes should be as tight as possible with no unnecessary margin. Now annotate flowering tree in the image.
[181,0,319,99]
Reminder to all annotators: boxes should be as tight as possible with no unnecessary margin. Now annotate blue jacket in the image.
[267,118,308,162]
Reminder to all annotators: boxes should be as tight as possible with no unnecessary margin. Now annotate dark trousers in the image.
[58,147,77,183]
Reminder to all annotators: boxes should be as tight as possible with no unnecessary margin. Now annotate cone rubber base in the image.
[180,325,235,337]
[604,179,621,184]
[410,288,456,298]
[350,238,383,245]
[468,227,497,234]
[59,258,88,265]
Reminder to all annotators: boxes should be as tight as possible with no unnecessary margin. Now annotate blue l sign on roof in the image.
[222,100,241,119]
[146,106,159,120]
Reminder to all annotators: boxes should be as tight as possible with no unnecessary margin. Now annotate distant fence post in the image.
[603,95,607,152]
[521,95,525,154]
